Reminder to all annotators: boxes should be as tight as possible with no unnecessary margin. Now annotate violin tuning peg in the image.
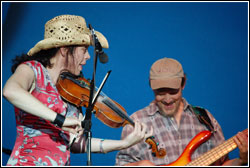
[151,152,156,157]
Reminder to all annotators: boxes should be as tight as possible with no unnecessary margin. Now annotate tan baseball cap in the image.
[150,57,184,90]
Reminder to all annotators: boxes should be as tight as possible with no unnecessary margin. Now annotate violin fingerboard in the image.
[102,98,134,126]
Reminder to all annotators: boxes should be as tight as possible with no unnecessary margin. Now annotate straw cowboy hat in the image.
[28,14,109,56]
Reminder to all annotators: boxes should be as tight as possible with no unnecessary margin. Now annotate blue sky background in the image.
[1,2,248,166]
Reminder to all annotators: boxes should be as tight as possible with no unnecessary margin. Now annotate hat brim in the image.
[28,30,109,56]
[150,78,182,90]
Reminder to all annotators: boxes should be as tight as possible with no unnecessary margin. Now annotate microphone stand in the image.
[82,24,106,166]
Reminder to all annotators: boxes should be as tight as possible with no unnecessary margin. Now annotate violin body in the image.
[56,72,125,128]
[56,75,89,107]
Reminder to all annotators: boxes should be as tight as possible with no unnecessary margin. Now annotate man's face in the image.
[153,87,183,117]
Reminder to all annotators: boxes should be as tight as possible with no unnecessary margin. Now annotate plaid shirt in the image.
[115,98,228,166]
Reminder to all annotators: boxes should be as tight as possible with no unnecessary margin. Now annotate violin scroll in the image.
[146,136,166,158]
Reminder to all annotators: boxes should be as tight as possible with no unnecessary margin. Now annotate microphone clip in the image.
[89,24,103,54]
[89,24,108,64]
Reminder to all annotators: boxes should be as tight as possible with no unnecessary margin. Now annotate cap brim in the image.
[150,78,182,90]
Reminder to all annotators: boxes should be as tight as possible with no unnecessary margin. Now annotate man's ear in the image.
[181,74,187,90]
[59,47,68,57]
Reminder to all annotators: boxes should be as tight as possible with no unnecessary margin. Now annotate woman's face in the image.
[66,45,90,75]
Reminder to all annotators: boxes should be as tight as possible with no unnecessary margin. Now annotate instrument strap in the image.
[191,106,215,133]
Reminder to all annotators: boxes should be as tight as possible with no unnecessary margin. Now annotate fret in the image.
[187,136,238,166]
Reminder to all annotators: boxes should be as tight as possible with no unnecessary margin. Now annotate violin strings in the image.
[102,98,134,125]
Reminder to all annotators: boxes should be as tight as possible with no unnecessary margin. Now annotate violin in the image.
[56,71,166,158]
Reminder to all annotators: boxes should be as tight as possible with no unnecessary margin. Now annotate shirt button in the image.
[191,124,194,129]
[160,143,165,148]
[165,157,169,164]
[166,126,171,132]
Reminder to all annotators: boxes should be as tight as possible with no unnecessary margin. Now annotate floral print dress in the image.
[7,60,79,166]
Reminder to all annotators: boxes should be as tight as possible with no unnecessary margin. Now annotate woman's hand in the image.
[61,117,83,135]
[122,121,153,148]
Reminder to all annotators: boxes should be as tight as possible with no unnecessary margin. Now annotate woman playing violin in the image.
[3,14,152,166]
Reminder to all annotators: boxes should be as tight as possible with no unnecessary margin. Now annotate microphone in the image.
[89,24,109,64]
[99,51,108,64]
